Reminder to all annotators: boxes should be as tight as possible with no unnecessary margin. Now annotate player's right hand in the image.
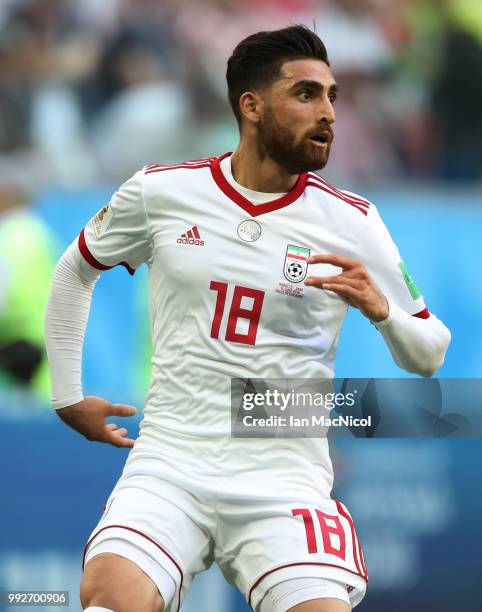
[55,395,137,448]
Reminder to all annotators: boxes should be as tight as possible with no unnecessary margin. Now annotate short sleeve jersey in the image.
[80,153,428,492]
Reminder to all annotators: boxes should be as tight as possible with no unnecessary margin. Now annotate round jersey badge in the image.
[237,219,262,242]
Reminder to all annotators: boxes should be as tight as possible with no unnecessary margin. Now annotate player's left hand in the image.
[304,253,389,322]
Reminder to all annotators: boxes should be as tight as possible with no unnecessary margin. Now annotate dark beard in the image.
[256,107,331,175]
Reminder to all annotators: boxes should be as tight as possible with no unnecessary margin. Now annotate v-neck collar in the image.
[210,152,308,218]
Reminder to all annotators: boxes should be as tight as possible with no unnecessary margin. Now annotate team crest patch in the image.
[283,244,310,283]
[93,203,114,238]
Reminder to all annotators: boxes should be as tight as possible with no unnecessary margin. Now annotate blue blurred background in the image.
[1,1,481,611]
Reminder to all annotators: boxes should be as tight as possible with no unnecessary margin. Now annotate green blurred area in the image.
[0,207,58,403]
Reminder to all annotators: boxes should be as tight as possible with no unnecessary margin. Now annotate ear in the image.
[239,91,263,124]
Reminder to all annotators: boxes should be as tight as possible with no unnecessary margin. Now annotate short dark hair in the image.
[226,24,330,126]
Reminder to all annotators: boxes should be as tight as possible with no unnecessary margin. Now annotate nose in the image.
[319,94,336,125]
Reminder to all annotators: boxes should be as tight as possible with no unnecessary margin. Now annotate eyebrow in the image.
[290,79,338,93]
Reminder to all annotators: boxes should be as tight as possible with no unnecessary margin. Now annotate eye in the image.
[328,92,337,104]
[297,89,313,102]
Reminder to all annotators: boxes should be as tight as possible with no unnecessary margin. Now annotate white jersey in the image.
[79,152,427,494]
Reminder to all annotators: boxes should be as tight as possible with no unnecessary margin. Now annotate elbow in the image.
[404,360,439,378]
[417,363,441,379]
[411,324,452,378]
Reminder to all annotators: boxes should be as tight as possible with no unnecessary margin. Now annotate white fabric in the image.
[84,608,114,611]
[258,577,351,612]
[84,537,176,608]
[44,240,100,409]
[219,154,287,203]
[375,297,451,377]
[84,467,366,612]
[79,169,152,270]
[355,200,426,316]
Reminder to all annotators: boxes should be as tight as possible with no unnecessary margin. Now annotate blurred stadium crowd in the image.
[1,0,482,192]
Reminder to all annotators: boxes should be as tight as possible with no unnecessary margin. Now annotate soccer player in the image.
[45,25,450,612]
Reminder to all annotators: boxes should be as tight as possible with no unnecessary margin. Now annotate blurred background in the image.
[0,0,481,611]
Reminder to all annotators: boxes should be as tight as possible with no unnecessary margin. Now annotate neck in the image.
[230,140,299,193]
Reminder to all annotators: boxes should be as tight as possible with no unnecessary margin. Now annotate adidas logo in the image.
[177,225,204,246]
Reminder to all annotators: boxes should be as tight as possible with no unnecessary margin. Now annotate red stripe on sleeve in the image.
[413,308,430,319]
[78,229,111,271]
[78,229,136,276]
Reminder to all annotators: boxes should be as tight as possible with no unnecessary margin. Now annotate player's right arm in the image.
[44,170,151,446]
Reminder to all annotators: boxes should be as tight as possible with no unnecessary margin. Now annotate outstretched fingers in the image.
[320,283,361,304]
[105,426,136,448]
[305,275,361,291]
[305,252,389,321]
[307,253,359,270]
[103,403,137,447]
[105,404,137,418]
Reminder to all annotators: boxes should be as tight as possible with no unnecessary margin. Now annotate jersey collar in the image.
[210,152,308,218]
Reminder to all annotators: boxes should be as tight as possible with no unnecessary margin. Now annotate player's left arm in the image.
[305,204,451,377]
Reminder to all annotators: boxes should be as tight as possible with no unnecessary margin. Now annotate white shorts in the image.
[83,438,368,611]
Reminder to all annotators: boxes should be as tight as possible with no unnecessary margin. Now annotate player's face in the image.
[257,59,337,174]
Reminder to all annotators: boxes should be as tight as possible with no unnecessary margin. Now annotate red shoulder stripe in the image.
[144,162,212,175]
[309,173,370,208]
[306,181,368,215]
[182,156,216,165]
[145,156,214,170]
[145,160,211,169]
[144,157,214,173]
[78,229,135,276]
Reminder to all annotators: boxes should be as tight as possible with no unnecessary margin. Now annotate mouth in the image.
[309,131,332,147]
